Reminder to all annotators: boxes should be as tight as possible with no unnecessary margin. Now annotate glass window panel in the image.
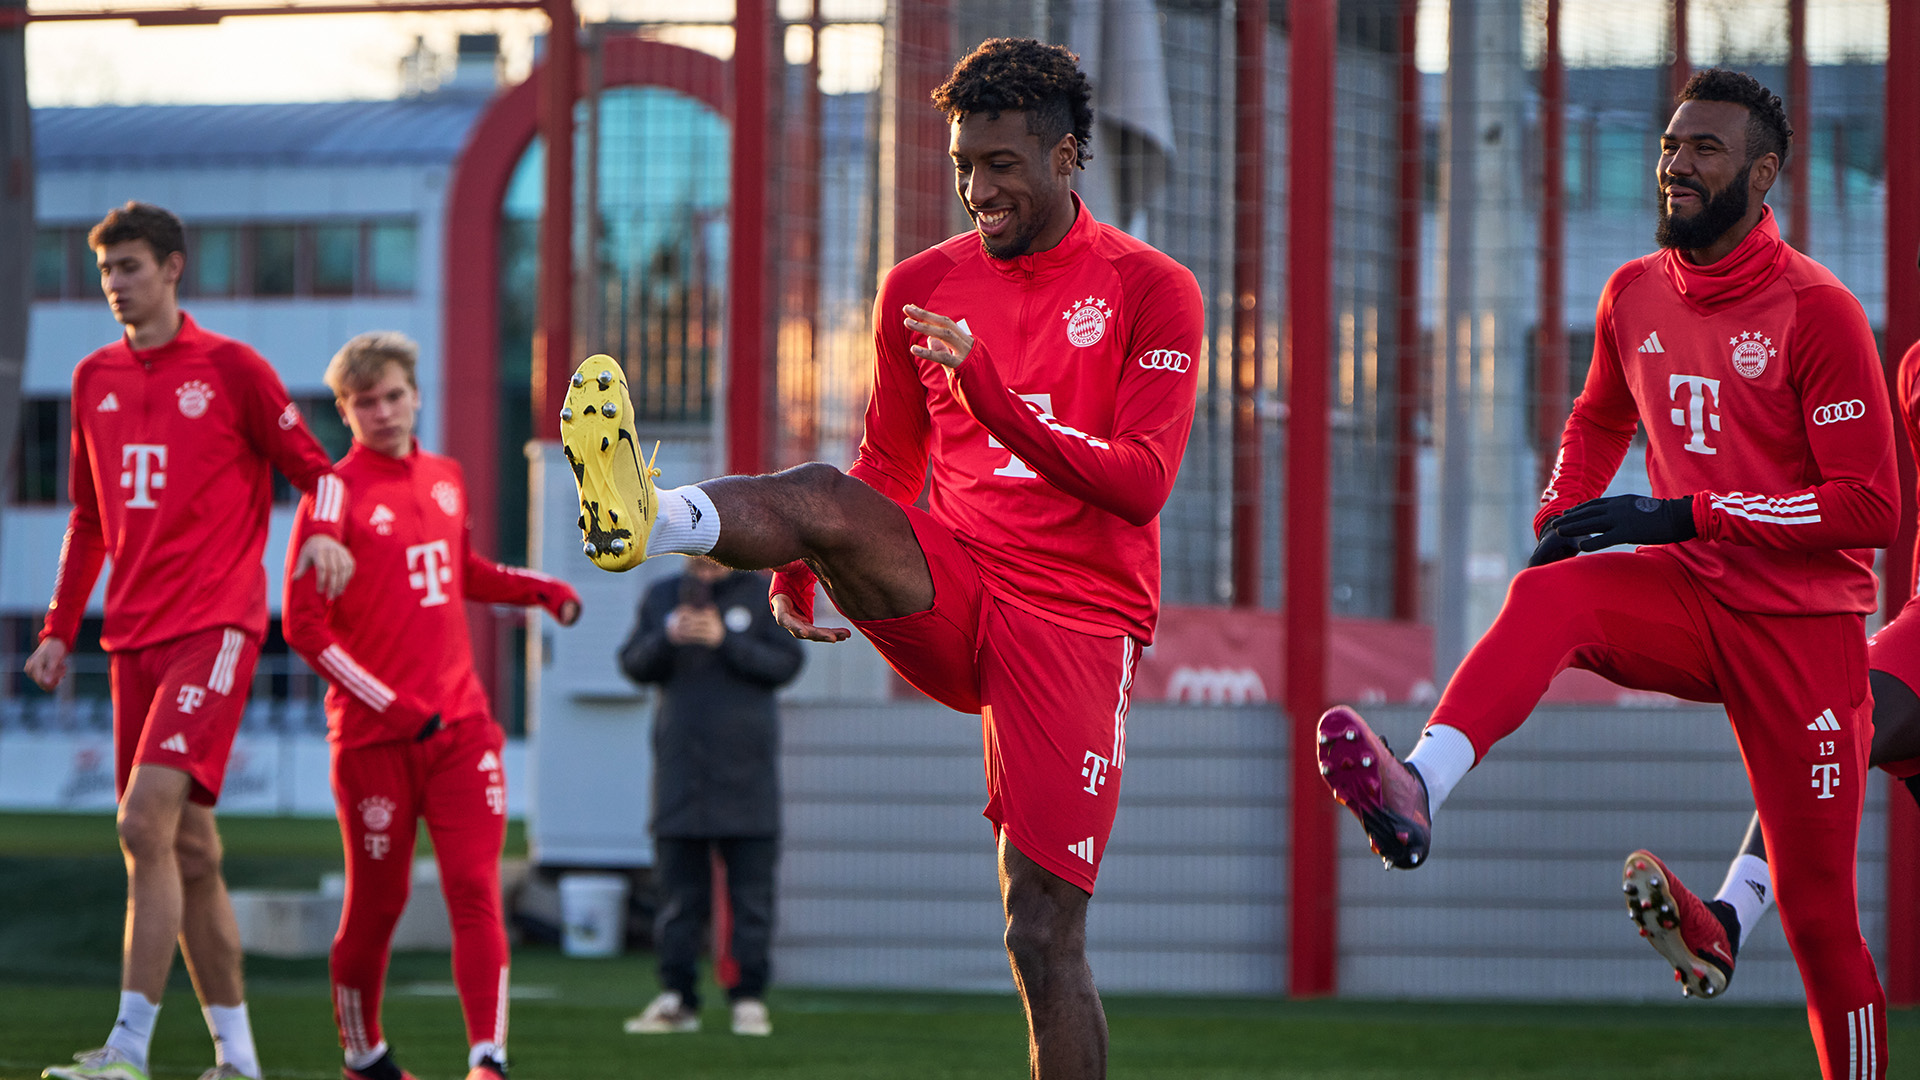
[369,222,416,294]
[12,398,63,504]
[1595,124,1648,210]
[252,225,297,296]
[74,230,100,298]
[314,224,358,295]
[195,227,237,297]
[34,229,65,299]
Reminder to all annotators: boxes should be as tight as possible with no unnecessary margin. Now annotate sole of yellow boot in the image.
[560,354,658,572]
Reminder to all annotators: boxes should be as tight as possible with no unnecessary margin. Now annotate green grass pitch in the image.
[1,812,1911,1079]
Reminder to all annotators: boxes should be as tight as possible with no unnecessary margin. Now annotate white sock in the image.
[1404,724,1476,814]
[645,485,720,557]
[105,991,160,1070]
[469,1041,507,1069]
[344,1039,389,1071]
[1713,853,1774,949]
[203,1002,261,1079]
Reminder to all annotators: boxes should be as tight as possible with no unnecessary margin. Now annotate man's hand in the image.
[23,638,69,692]
[556,598,582,626]
[904,304,974,369]
[666,604,726,648]
[1527,516,1581,568]
[292,534,356,600]
[772,593,850,643]
[1553,494,1697,552]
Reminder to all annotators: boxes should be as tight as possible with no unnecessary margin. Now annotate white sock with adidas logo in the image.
[105,990,159,1070]
[1712,853,1773,949]
[645,485,721,558]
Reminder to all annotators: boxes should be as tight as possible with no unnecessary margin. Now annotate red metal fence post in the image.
[534,0,575,438]
[1391,0,1421,622]
[1884,0,1920,1011]
[728,0,770,476]
[1787,0,1809,252]
[1230,0,1265,607]
[1536,0,1565,493]
[1285,0,1336,999]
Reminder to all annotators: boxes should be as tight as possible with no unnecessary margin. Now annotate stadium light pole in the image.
[1285,0,1336,999]
[0,0,27,558]
[1884,0,1920,1010]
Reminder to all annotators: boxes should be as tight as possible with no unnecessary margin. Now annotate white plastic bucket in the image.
[558,872,629,958]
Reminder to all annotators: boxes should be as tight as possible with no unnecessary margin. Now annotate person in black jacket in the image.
[616,556,804,1037]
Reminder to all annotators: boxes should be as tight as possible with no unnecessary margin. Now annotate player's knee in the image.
[782,462,862,543]
[1003,913,1057,976]
[116,809,174,863]
[174,830,224,884]
[438,868,499,920]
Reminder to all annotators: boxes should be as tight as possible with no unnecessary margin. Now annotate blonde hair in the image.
[325,331,419,400]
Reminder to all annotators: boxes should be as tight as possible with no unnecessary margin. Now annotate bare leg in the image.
[701,464,932,622]
[117,765,193,1000]
[1741,668,1920,861]
[175,801,245,1007]
[998,835,1106,1080]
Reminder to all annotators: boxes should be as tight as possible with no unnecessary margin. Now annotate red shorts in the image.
[841,506,1141,894]
[110,626,260,806]
[1866,606,1920,779]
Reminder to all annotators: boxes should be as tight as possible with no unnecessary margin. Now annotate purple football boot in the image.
[1316,705,1432,869]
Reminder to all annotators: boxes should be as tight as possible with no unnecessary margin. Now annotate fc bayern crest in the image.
[1062,297,1111,348]
[358,796,395,832]
[176,380,214,418]
[1729,330,1775,379]
[431,480,461,517]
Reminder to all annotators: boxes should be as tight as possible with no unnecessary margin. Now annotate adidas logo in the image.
[1806,708,1841,732]
[1637,331,1666,354]
[1068,836,1095,863]
[477,750,501,772]
[160,733,189,754]
[98,392,120,412]
[1747,880,1768,904]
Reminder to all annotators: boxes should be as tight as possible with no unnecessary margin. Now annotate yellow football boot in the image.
[560,354,659,572]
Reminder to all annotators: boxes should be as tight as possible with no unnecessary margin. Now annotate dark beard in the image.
[1655,161,1752,253]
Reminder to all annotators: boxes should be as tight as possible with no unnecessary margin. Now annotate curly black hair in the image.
[1678,68,1793,167]
[89,200,186,263]
[931,38,1094,169]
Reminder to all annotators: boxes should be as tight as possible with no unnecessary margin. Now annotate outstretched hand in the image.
[903,304,974,369]
[772,593,850,644]
[292,534,356,599]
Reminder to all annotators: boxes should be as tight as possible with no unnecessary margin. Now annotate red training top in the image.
[777,195,1204,642]
[44,312,346,652]
[283,441,578,747]
[1538,207,1897,615]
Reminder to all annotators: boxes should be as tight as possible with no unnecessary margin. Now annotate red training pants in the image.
[330,716,509,1059]
[1429,549,1886,1080]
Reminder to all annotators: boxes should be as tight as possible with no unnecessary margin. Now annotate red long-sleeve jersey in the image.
[283,442,577,747]
[1898,340,1920,590]
[780,196,1203,641]
[1537,208,1897,615]
[43,312,346,652]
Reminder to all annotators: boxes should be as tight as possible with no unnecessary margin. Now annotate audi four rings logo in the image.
[1138,349,1192,373]
[1813,400,1866,425]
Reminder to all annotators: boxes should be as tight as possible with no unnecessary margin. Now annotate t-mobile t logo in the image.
[120,444,168,508]
[1810,762,1841,800]
[1081,750,1111,795]
[406,539,454,607]
[176,685,206,714]
[989,393,1052,478]
[1668,374,1722,455]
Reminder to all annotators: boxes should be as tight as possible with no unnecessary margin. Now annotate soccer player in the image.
[1621,331,1920,1001]
[282,332,580,1080]
[1317,70,1893,1079]
[27,201,355,1080]
[562,38,1202,1079]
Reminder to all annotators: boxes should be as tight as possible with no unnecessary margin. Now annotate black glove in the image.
[1527,516,1581,567]
[1552,494,1696,552]
[415,714,444,742]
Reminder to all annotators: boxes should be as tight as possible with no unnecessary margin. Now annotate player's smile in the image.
[949,108,1076,261]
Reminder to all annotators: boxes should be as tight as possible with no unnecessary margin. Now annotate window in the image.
[369,222,416,295]
[34,229,66,299]
[12,397,64,505]
[313,224,358,296]
[72,230,99,298]
[193,227,237,297]
[251,225,297,296]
